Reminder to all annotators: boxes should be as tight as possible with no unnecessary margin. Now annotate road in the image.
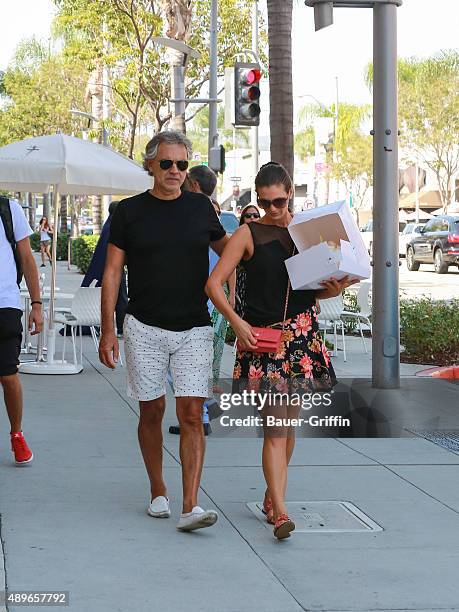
[399,259,459,300]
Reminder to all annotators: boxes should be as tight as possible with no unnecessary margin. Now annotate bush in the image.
[400,297,459,365]
[71,235,99,274]
[55,234,69,261]
[70,237,81,266]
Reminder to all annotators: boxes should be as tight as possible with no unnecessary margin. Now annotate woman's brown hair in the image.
[254,161,293,194]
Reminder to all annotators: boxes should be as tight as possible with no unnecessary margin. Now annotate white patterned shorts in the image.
[123,314,214,401]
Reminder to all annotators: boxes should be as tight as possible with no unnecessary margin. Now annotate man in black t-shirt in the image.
[99,131,228,532]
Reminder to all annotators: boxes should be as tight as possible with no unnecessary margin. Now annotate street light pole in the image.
[372,1,400,387]
[208,0,219,184]
[152,38,201,134]
[304,0,403,389]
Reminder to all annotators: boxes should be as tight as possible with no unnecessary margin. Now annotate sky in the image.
[0,0,458,110]
[291,0,459,109]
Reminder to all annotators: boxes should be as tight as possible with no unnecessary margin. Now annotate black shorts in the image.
[0,308,23,376]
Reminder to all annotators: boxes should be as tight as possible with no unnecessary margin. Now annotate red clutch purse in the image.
[237,327,282,354]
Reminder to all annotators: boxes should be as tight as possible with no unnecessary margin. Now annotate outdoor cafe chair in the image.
[54,286,102,367]
[318,294,347,362]
[340,282,372,354]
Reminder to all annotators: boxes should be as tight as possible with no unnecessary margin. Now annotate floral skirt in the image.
[233,306,336,393]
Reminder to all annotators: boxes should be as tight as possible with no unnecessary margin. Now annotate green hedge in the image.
[225,296,458,366]
[400,297,459,365]
[71,235,99,274]
[56,234,69,260]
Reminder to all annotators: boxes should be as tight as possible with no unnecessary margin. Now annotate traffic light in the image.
[225,62,261,128]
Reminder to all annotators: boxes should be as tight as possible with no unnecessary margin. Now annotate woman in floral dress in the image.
[206,162,357,539]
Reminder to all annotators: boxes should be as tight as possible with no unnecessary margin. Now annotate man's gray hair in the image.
[143,131,193,174]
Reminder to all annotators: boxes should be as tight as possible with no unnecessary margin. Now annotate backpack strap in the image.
[0,196,23,286]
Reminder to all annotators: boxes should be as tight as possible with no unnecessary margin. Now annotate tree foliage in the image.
[294,127,314,161]
[52,0,266,155]
[0,38,90,146]
[187,105,249,159]
[366,50,459,210]
[296,101,372,213]
[333,132,373,223]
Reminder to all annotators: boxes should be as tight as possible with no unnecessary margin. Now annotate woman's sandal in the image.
[262,498,275,524]
[273,514,295,540]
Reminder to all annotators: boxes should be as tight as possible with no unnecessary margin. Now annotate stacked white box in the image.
[285,201,371,290]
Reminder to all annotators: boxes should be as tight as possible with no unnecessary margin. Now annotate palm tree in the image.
[85,64,104,233]
[299,101,371,205]
[266,0,294,186]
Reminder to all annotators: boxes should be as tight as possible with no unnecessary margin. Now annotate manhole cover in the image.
[247,501,383,532]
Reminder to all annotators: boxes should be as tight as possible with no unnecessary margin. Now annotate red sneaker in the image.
[11,432,33,465]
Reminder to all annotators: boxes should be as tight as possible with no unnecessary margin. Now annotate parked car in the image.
[406,215,459,273]
[399,222,424,257]
[360,219,406,256]
[219,210,239,235]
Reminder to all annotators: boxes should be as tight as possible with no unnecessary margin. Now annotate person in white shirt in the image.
[0,198,43,464]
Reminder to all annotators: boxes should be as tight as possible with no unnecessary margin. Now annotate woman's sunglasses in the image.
[243,212,260,219]
[159,159,189,171]
[256,197,289,209]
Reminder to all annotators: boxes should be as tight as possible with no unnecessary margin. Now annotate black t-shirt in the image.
[109,190,226,331]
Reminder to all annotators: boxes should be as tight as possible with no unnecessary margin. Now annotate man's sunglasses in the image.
[243,212,260,219]
[159,159,189,171]
[256,197,289,209]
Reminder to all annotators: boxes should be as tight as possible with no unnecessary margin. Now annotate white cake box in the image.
[285,201,371,290]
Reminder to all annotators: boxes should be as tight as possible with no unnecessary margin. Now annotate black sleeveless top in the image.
[242,222,316,326]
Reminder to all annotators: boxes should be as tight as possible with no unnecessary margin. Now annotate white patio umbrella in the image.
[404,210,433,221]
[0,134,151,374]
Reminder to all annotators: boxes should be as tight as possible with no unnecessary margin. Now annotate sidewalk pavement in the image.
[1,258,458,611]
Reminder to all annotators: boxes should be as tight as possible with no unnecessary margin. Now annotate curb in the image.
[415,365,459,379]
